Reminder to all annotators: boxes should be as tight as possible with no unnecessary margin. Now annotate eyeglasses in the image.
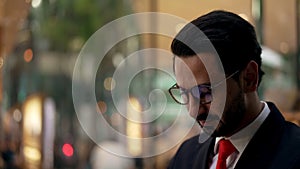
[168,71,239,105]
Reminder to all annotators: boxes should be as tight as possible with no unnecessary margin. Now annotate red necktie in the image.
[216,139,236,169]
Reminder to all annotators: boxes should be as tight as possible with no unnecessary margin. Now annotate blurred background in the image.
[1,0,300,169]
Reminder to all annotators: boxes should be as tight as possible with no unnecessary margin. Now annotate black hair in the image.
[171,10,264,86]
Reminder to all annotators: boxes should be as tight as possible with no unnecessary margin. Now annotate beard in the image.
[212,90,246,137]
[198,89,246,137]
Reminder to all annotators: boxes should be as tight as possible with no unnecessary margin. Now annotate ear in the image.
[241,60,259,92]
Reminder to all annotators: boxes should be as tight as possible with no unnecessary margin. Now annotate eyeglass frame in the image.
[168,70,239,105]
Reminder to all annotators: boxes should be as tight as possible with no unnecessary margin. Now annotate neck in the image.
[240,92,263,129]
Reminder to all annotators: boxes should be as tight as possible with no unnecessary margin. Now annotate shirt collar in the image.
[214,101,271,154]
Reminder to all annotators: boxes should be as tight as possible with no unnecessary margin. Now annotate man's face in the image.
[174,54,246,137]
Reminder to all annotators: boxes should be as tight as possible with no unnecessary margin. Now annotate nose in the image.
[187,94,210,119]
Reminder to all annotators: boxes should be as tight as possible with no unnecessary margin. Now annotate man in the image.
[167,10,300,169]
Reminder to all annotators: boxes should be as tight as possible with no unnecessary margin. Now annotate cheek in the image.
[224,84,242,107]
[210,90,227,111]
[186,102,196,118]
[223,87,245,119]
[224,92,234,110]
[210,86,236,116]
[186,99,200,119]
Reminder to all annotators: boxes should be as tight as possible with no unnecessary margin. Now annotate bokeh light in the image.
[23,48,33,62]
[112,53,124,68]
[97,101,107,114]
[0,57,3,68]
[31,0,42,8]
[104,77,116,91]
[62,143,74,157]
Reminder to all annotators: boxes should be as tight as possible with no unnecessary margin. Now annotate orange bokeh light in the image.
[97,101,107,114]
[24,48,33,62]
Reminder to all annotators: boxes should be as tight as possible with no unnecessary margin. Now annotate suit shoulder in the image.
[268,121,300,169]
[284,121,300,142]
[181,135,200,147]
[167,135,214,169]
[173,135,201,157]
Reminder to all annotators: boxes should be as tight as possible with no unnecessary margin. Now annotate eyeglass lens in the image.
[170,85,212,105]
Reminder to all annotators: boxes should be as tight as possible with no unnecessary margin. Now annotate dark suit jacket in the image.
[167,102,300,169]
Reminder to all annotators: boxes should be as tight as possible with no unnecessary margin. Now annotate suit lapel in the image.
[235,102,285,169]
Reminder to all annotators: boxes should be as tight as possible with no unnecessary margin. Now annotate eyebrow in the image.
[176,82,212,90]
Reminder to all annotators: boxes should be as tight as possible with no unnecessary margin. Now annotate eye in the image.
[179,88,185,94]
[204,94,212,102]
[199,86,210,93]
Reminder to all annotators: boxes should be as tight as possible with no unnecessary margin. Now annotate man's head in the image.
[170,10,264,137]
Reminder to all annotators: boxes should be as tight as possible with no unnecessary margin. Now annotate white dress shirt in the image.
[210,101,271,169]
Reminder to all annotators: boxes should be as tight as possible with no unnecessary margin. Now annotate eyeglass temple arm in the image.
[212,70,239,88]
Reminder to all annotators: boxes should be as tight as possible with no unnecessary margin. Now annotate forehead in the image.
[174,55,204,74]
[174,53,223,88]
